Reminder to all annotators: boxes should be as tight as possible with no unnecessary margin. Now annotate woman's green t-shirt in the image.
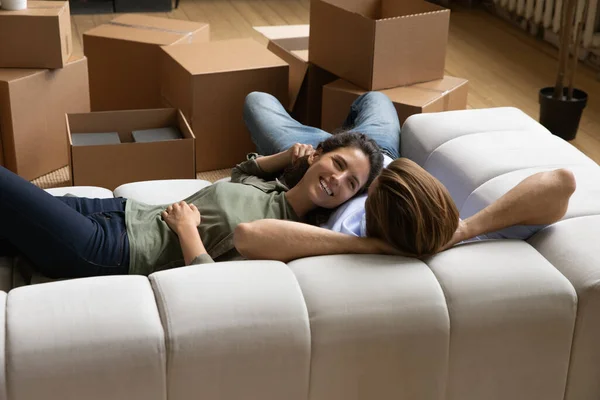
[125,154,298,276]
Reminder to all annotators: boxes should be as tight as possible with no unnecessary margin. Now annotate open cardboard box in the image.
[0,0,72,69]
[254,25,337,128]
[67,108,196,191]
[309,0,450,90]
[321,76,469,132]
[84,14,209,111]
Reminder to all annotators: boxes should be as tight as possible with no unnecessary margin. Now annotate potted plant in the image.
[539,0,589,141]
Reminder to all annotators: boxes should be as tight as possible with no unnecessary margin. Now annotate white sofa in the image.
[0,107,598,400]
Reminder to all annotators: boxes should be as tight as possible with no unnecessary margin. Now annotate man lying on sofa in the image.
[233,92,577,261]
[233,163,576,261]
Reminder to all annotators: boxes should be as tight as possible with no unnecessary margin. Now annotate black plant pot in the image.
[539,87,588,141]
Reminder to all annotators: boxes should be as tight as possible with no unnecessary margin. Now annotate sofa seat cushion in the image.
[288,247,576,400]
[114,179,212,205]
[402,107,599,217]
[6,276,166,400]
[149,261,311,400]
[402,107,600,400]
[528,215,600,400]
[402,107,555,167]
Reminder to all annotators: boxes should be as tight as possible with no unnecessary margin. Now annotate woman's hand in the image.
[287,143,315,164]
[161,201,201,234]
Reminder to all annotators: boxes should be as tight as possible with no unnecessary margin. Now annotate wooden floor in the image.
[69,0,600,164]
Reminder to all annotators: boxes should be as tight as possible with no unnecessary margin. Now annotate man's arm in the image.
[443,169,576,249]
[234,219,401,262]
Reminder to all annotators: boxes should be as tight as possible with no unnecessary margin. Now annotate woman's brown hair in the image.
[364,158,459,257]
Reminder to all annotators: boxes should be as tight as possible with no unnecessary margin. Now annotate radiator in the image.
[492,0,600,49]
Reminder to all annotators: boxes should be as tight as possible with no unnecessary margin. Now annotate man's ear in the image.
[308,149,322,166]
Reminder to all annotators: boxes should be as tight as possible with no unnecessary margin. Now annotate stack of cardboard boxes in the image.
[79,15,289,190]
[256,0,469,132]
[1,0,468,191]
[0,1,89,182]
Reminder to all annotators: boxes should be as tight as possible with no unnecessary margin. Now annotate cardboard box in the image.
[160,38,289,172]
[254,25,338,128]
[0,1,72,69]
[321,76,469,133]
[67,109,196,191]
[83,14,210,112]
[0,56,90,181]
[309,0,450,90]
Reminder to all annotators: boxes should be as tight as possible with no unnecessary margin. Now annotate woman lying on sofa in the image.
[0,129,384,279]
[231,91,577,262]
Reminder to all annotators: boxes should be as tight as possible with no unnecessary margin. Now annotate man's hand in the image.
[287,143,315,164]
[161,201,201,234]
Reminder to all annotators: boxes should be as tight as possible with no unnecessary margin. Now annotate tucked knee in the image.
[361,91,388,103]
[245,91,271,109]
[365,92,388,99]
[244,92,273,120]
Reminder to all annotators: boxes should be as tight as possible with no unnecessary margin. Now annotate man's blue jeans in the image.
[0,166,130,278]
[243,91,401,158]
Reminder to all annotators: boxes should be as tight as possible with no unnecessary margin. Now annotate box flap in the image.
[254,25,308,53]
[0,68,45,83]
[322,76,468,129]
[415,76,468,93]
[253,25,309,40]
[322,0,380,19]
[253,24,310,110]
[266,41,309,111]
[84,14,207,46]
[381,0,446,19]
[68,109,177,135]
[309,0,375,90]
[292,50,309,62]
[273,36,309,52]
[324,79,366,96]
[163,38,288,75]
[384,76,467,107]
[0,0,67,16]
[323,78,439,108]
[326,76,467,108]
[372,9,449,89]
